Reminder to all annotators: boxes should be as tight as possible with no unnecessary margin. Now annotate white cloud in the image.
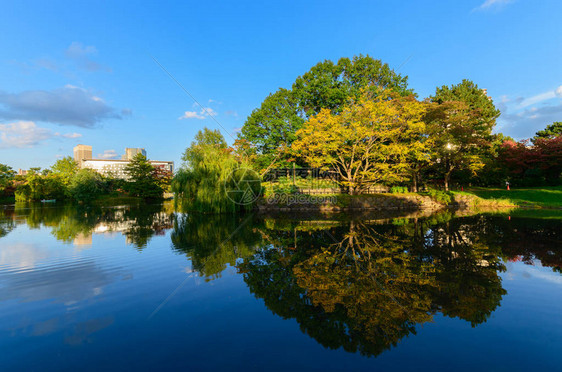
[204,107,217,117]
[498,102,562,139]
[65,42,110,72]
[518,85,562,108]
[66,42,97,58]
[59,132,82,139]
[0,121,52,148]
[0,86,121,127]
[35,58,58,72]
[474,0,513,11]
[0,121,83,149]
[178,107,218,120]
[97,150,119,159]
[179,111,205,120]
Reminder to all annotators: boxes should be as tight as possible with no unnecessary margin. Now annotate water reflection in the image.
[166,210,561,356]
[170,213,261,280]
[1,203,174,249]
[1,204,561,360]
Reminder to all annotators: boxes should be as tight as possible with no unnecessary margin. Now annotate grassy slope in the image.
[467,186,562,208]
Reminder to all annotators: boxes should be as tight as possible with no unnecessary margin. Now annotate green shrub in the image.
[14,174,65,201]
[69,169,105,203]
[273,177,300,195]
[390,186,408,194]
[423,189,453,204]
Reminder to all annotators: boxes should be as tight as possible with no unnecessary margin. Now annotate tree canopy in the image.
[124,154,163,199]
[535,121,562,140]
[292,90,427,193]
[427,80,500,190]
[50,156,79,187]
[238,55,414,170]
[172,127,261,213]
[0,164,15,192]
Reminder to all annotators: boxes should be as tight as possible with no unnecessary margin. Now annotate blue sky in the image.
[1,0,561,170]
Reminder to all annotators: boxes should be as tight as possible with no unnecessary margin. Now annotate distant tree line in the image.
[0,154,171,203]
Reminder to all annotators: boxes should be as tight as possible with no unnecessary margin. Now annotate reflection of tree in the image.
[293,221,436,356]
[419,217,507,326]
[0,211,16,238]
[492,217,562,273]
[240,216,509,357]
[120,205,173,249]
[9,203,172,249]
[170,214,262,280]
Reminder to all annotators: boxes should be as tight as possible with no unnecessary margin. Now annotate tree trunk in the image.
[444,160,451,191]
[412,172,418,193]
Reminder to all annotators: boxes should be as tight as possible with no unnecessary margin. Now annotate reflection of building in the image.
[72,210,173,246]
[73,233,93,247]
[73,144,173,179]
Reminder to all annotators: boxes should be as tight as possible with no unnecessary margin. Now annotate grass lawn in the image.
[467,186,562,208]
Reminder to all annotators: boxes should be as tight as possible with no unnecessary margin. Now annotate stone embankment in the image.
[257,192,516,213]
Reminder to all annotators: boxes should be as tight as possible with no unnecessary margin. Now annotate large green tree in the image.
[293,55,413,117]
[239,55,413,170]
[182,127,228,166]
[68,169,105,203]
[427,80,500,190]
[124,154,163,199]
[534,121,562,140]
[0,164,15,193]
[239,89,303,170]
[50,156,79,187]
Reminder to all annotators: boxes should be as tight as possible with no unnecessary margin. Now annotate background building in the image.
[122,148,147,160]
[73,145,173,179]
[73,145,93,168]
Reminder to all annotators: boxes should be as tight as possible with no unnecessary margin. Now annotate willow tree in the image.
[172,128,261,213]
[292,90,428,194]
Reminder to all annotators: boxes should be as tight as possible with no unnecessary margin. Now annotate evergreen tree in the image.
[124,154,163,199]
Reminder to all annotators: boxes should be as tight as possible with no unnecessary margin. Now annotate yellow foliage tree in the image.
[292,90,429,194]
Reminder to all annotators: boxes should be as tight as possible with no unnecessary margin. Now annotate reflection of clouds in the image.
[0,243,57,270]
[32,317,59,336]
[0,259,118,305]
[523,266,562,286]
[64,316,114,345]
[506,260,562,285]
[28,315,114,343]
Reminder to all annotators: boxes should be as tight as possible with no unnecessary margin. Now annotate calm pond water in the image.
[1,203,561,371]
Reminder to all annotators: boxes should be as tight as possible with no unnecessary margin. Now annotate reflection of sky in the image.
[0,224,124,342]
[503,259,562,286]
[0,242,56,270]
[0,258,116,304]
